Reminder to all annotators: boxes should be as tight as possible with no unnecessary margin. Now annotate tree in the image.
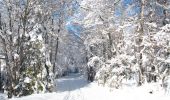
[76,0,170,91]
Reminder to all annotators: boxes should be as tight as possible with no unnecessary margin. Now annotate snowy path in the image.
[10,73,170,100]
[55,73,86,100]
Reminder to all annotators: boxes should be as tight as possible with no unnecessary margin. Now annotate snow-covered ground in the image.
[8,73,170,100]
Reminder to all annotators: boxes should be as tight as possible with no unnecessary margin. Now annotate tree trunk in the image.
[137,0,145,86]
[107,33,112,59]
[0,13,2,91]
[53,37,59,73]
[162,0,168,26]
[0,61,2,92]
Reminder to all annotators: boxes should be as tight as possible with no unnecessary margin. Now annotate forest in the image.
[0,0,170,99]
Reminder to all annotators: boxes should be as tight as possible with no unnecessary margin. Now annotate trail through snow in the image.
[10,73,170,100]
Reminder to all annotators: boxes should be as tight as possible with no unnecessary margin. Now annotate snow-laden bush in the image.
[14,69,47,97]
[95,64,110,86]
[87,56,104,70]
[87,56,104,82]
[95,54,139,88]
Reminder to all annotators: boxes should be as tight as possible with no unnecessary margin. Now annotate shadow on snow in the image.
[55,73,88,92]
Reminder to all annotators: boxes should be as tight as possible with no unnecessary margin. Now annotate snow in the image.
[14,54,19,59]
[165,59,170,63]
[87,56,101,67]
[0,55,5,59]
[154,24,170,46]
[24,77,31,83]
[0,93,7,100]
[146,22,157,28]
[10,73,170,100]
[161,24,170,31]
